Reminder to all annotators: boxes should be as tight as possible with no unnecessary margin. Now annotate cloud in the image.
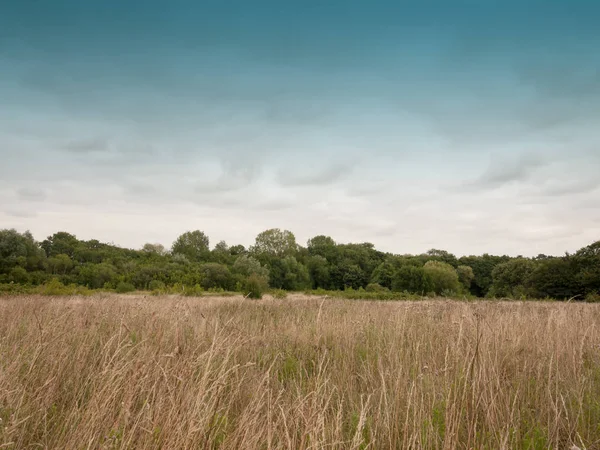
[538,179,600,197]
[16,187,46,201]
[467,153,548,189]
[4,209,37,218]
[277,162,351,187]
[62,138,110,153]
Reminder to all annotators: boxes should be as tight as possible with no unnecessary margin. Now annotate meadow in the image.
[1,294,599,449]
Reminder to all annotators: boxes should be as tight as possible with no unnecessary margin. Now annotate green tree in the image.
[423,261,461,295]
[0,229,45,273]
[200,263,234,290]
[46,254,74,275]
[211,240,233,265]
[269,256,310,290]
[426,249,459,268]
[458,254,510,296]
[172,230,210,262]
[142,243,166,256]
[76,263,118,289]
[41,232,79,258]
[489,258,537,298]
[528,257,579,299]
[307,235,338,262]
[232,255,269,279]
[457,265,475,292]
[573,241,600,295]
[251,229,298,259]
[307,255,330,289]
[392,265,430,294]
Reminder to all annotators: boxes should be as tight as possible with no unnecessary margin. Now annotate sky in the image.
[1,0,599,257]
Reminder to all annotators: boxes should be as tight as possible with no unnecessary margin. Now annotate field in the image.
[1,294,599,449]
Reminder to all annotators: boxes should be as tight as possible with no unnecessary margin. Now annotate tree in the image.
[573,241,600,295]
[76,263,117,289]
[489,258,537,298]
[269,256,310,290]
[423,261,461,295]
[251,229,298,259]
[142,243,166,256]
[172,230,210,262]
[426,249,458,268]
[528,257,579,299]
[211,240,233,265]
[392,265,430,294]
[47,254,73,275]
[232,255,269,279]
[457,265,475,292]
[371,261,396,290]
[201,263,233,290]
[307,235,338,262]
[307,255,330,289]
[0,229,45,273]
[41,232,79,258]
[458,254,510,296]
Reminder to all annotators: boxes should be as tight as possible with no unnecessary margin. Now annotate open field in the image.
[1,294,600,449]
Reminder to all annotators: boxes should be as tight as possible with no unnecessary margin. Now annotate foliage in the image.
[243,274,268,299]
[1,227,600,301]
[456,265,475,291]
[489,258,537,298]
[251,228,298,259]
[115,281,136,293]
[172,230,210,262]
[148,279,166,291]
[423,261,461,295]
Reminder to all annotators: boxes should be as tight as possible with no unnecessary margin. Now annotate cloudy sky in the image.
[1,1,599,256]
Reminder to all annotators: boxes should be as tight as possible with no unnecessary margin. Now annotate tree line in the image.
[0,228,599,300]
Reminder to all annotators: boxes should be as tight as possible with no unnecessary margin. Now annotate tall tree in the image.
[172,230,210,262]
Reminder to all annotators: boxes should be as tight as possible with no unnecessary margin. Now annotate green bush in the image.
[243,274,268,299]
[366,282,389,293]
[270,288,288,299]
[148,280,166,291]
[115,281,136,293]
[585,292,600,303]
[35,278,92,296]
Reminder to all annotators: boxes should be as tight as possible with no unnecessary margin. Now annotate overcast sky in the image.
[1,1,599,256]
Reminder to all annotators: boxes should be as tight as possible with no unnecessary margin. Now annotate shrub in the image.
[148,280,166,291]
[270,288,288,299]
[115,282,136,293]
[9,267,30,284]
[366,282,389,293]
[585,292,600,303]
[423,261,461,295]
[35,278,92,296]
[243,274,268,299]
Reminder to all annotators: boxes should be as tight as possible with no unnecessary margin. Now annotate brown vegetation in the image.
[1,294,599,449]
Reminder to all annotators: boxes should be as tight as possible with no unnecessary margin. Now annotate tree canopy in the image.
[1,227,599,301]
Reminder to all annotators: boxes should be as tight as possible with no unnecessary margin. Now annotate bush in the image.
[423,261,461,295]
[36,278,92,296]
[585,292,600,303]
[115,282,136,293]
[366,282,389,293]
[270,288,288,299]
[9,267,30,284]
[148,280,166,291]
[243,274,268,299]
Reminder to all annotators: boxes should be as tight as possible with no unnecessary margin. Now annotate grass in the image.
[0,293,599,449]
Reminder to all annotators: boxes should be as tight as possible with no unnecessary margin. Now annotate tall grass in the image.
[1,294,599,449]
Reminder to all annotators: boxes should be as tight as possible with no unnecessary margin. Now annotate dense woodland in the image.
[0,228,599,300]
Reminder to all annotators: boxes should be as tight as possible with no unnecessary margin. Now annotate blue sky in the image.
[1,1,599,255]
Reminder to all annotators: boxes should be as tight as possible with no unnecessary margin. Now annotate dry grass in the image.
[1,294,600,449]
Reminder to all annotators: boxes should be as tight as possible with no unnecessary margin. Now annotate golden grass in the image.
[1,294,599,449]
